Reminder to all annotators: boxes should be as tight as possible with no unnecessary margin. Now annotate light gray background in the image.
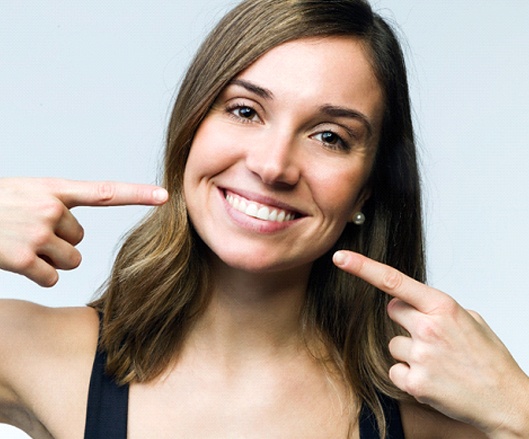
[1,1,528,437]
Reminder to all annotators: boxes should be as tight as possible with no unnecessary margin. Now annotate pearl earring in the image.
[352,212,365,225]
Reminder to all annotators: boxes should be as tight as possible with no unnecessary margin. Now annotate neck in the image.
[187,255,313,363]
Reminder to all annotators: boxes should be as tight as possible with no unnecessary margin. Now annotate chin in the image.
[208,245,313,276]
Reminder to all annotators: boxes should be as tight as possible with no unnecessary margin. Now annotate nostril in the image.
[244,138,300,186]
[247,159,300,187]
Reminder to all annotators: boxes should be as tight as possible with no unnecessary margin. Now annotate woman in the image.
[0,0,528,438]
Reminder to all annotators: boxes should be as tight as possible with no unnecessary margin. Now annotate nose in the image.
[245,131,301,187]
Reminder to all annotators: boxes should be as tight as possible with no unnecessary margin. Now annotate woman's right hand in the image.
[0,178,168,287]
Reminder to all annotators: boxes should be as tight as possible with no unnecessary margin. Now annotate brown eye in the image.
[236,106,256,119]
[226,103,260,123]
[321,131,339,144]
[312,130,350,151]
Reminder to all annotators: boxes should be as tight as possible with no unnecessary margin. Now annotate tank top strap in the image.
[359,392,405,438]
[84,313,129,439]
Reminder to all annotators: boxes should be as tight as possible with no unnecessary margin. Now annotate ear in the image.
[347,186,371,223]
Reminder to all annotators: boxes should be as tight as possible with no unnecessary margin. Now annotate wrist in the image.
[487,374,529,439]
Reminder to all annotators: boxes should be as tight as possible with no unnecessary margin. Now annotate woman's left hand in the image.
[333,250,529,438]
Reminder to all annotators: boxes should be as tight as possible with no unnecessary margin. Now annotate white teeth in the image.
[257,206,270,220]
[245,203,258,217]
[226,193,295,223]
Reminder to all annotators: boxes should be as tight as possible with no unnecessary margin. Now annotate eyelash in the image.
[311,130,351,151]
[225,102,260,124]
[224,101,353,151]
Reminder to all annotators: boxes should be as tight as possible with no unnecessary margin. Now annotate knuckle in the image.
[30,228,53,248]
[388,336,397,352]
[356,256,367,273]
[415,319,442,342]
[53,247,82,271]
[409,344,431,365]
[133,187,145,203]
[467,309,484,323]
[388,336,404,358]
[440,296,459,315]
[40,271,59,288]
[11,250,38,273]
[70,250,83,269]
[77,226,85,243]
[386,297,400,315]
[40,199,65,223]
[403,372,430,400]
[96,182,115,203]
[381,269,403,292]
[40,177,59,193]
[72,225,85,245]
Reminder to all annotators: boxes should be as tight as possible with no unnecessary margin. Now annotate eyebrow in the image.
[228,79,274,100]
[227,79,374,138]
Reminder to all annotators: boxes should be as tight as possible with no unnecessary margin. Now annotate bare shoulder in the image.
[0,299,99,361]
[400,400,487,439]
[0,299,100,437]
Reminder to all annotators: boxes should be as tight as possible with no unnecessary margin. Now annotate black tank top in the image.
[84,342,404,438]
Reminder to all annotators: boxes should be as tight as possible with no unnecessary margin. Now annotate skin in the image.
[333,251,529,438]
[0,179,167,437]
[0,178,168,287]
[1,37,528,438]
[132,36,382,438]
[183,37,380,278]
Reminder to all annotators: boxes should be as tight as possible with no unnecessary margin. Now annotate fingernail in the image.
[153,188,168,203]
[333,251,348,266]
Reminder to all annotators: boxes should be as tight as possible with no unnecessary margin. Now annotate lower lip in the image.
[219,189,299,234]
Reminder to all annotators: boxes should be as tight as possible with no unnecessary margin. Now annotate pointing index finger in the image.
[52,179,168,208]
[333,250,443,313]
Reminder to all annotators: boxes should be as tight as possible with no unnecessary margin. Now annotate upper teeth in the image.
[226,193,295,222]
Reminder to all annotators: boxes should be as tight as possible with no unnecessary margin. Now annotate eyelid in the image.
[311,130,351,151]
[225,99,263,123]
[330,123,360,142]
[315,121,360,144]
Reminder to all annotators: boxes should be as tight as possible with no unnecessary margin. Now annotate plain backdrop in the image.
[1,1,528,437]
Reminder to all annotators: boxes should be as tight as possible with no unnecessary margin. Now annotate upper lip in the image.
[221,187,308,217]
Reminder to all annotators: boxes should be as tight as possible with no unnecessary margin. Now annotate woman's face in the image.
[184,36,384,276]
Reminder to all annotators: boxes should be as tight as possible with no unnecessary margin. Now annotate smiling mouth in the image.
[225,192,299,223]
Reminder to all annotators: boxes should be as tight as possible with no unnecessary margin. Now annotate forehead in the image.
[234,36,384,130]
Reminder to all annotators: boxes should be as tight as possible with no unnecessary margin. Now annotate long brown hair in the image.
[90,0,424,436]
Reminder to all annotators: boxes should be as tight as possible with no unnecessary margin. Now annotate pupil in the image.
[239,107,253,118]
[322,131,337,143]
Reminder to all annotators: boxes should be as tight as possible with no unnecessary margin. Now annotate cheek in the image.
[184,127,222,186]
[186,124,215,169]
[311,164,370,220]
[185,119,242,180]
